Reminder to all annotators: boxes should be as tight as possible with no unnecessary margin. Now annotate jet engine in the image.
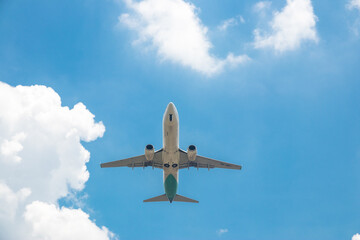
[145,144,154,160]
[187,145,197,161]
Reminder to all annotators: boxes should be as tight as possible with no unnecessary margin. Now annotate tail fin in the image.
[143,194,168,202]
[174,194,199,203]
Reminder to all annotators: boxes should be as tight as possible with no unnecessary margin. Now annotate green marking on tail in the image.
[164,174,177,202]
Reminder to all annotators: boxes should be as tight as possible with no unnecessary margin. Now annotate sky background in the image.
[0,0,360,239]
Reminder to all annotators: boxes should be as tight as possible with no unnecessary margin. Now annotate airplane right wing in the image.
[178,149,241,170]
[101,149,163,169]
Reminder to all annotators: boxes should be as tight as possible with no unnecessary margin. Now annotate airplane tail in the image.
[173,194,199,203]
[143,194,198,203]
[143,194,168,202]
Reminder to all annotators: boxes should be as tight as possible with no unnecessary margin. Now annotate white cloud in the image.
[120,0,249,76]
[1,132,26,163]
[254,1,272,12]
[0,182,30,221]
[347,0,360,36]
[253,0,319,52]
[25,201,114,240]
[0,82,113,239]
[353,233,360,240]
[347,0,360,11]
[218,16,245,31]
[0,182,32,239]
[216,228,228,236]
[218,18,238,31]
[239,16,245,24]
[0,83,105,202]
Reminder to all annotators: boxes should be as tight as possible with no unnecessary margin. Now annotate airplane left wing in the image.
[101,149,163,169]
[179,149,241,170]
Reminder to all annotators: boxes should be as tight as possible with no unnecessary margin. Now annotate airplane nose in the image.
[165,102,178,122]
[166,102,175,112]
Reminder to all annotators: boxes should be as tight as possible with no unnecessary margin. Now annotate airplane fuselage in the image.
[162,102,180,202]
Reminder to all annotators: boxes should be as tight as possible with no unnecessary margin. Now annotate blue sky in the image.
[0,0,360,239]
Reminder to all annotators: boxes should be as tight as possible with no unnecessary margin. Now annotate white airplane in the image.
[101,102,242,203]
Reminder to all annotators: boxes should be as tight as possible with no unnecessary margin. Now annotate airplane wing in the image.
[100,149,163,169]
[178,149,241,170]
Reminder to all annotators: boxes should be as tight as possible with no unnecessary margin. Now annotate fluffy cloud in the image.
[0,82,113,239]
[347,0,360,11]
[120,0,249,76]
[216,228,228,236]
[347,0,360,36]
[0,182,30,221]
[0,132,26,163]
[218,16,245,31]
[0,82,105,202]
[25,201,113,240]
[254,1,272,12]
[353,233,360,240]
[253,0,319,52]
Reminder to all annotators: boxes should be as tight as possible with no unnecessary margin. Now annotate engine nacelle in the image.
[187,145,197,161]
[145,144,154,160]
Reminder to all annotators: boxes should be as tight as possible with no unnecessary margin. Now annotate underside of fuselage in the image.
[164,173,177,202]
[162,102,180,202]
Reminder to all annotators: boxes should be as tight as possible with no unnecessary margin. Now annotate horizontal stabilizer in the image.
[143,194,168,202]
[174,194,199,203]
[143,194,199,203]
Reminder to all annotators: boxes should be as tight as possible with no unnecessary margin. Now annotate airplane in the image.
[100,102,242,203]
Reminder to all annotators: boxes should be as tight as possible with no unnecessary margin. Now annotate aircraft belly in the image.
[162,151,179,180]
[164,173,177,201]
[163,125,178,152]
[162,151,179,201]
[162,106,179,200]
[162,121,179,180]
